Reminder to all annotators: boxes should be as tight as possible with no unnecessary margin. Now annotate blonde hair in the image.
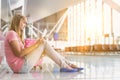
[10,14,26,42]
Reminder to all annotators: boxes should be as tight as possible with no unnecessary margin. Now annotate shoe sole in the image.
[60,68,78,72]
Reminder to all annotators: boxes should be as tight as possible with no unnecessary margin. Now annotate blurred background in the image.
[0,0,120,52]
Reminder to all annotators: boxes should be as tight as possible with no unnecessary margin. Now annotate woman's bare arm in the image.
[9,38,43,58]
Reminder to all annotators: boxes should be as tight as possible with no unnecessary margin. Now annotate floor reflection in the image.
[1,54,120,80]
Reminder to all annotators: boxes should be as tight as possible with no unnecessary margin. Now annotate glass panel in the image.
[68,0,120,46]
[112,0,120,6]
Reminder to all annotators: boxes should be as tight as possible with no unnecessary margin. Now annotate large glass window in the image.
[68,0,120,46]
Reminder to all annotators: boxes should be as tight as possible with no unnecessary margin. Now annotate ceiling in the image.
[1,0,78,23]
[1,0,119,23]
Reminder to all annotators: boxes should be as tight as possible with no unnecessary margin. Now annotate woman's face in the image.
[19,17,27,31]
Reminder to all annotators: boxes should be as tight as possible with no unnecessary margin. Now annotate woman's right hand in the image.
[37,38,44,44]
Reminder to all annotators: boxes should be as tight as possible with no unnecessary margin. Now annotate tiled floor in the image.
[0,53,120,80]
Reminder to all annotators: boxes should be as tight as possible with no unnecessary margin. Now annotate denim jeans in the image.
[19,40,71,73]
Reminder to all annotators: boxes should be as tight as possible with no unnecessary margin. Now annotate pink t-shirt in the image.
[4,30,24,72]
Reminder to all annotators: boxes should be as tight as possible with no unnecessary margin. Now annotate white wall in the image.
[26,0,76,22]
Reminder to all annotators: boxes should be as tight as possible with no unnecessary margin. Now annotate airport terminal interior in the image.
[0,0,120,80]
